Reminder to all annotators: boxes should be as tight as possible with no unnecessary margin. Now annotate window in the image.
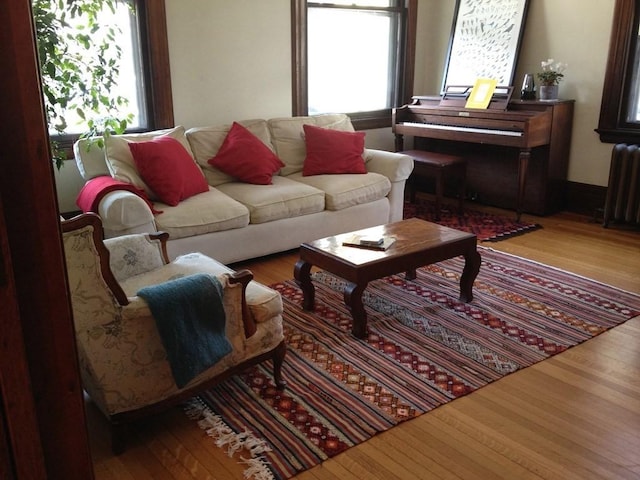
[34,0,173,152]
[597,0,640,143]
[292,0,417,129]
[41,1,147,134]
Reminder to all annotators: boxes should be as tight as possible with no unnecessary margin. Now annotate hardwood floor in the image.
[88,202,640,480]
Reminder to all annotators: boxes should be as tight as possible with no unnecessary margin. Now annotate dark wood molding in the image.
[291,0,308,116]
[597,0,640,144]
[566,181,607,218]
[0,0,94,478]
[139,0,175,128]
[402,0,418,106]
[0,197,47,479]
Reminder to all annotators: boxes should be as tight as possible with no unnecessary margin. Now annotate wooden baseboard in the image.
[410,179,607,218]
[565,181,607,217]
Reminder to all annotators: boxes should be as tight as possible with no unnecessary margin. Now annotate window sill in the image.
[596,127,640,145]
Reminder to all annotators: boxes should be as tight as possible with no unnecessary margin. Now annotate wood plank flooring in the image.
[89,201,640,480]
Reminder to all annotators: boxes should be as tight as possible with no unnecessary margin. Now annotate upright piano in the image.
[392,95,574,219]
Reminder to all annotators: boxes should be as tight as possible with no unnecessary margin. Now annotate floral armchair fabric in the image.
[61,213,286,452]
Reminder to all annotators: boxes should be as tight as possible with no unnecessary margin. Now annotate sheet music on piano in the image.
[438,85,514,110]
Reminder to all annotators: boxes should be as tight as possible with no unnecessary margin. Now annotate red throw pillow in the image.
[302,124,367,176]
[208,122,285,185]
[129,136,208,206]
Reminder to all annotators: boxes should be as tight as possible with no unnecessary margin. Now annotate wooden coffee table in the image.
[294,217,481,338]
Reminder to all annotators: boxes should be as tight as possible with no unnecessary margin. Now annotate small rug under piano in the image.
[185,247,639,480]
[404,197,541,241]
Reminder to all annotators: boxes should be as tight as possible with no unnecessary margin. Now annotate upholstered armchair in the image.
[61,213,286,452]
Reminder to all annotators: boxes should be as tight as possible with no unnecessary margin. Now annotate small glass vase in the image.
[539,85,559,101]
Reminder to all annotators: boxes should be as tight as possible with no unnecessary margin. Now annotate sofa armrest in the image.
[364,149,414,182]
[365,149,414,222]
[98,190,157,238]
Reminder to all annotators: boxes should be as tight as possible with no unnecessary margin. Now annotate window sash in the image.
[292,0,417,130]
[49,0,173,155]
[47,1,147,135]
[624,22,640,123]
[597,0,640,143]
[306,6,401,115]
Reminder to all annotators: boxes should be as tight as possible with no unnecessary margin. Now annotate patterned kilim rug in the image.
[185,247,639,480]
[404,197,541,241]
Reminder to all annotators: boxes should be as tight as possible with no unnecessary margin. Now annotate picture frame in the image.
[441,0,530,93]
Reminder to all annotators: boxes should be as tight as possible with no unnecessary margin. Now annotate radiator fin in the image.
[603,144,640,226]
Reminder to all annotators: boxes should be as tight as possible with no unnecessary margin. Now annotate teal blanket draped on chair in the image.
[138,273,232,388]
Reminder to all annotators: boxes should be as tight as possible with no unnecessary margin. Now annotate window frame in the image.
[291,0,417,130]
[597,0,640,143]
[51,0,174,155]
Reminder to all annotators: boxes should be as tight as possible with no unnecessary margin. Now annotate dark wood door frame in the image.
[0,1,94,478]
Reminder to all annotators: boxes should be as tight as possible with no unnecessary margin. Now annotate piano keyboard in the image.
[400,122,523,137]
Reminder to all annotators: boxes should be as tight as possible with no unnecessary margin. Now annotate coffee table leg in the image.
[344,282,368,339]
[405,268,417,280]
[294,259,315,311]
[460,248,481,302]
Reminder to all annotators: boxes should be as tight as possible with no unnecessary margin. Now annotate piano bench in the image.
[401,150,467,220]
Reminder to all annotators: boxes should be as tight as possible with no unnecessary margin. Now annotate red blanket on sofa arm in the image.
[76,176,161,214]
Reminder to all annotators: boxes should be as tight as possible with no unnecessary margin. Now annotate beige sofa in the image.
[74,114,414,264]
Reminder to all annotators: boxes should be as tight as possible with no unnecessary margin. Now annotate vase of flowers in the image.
[536,58,567,101]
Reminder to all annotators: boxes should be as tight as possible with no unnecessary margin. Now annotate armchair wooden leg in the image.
[272,340,287,390]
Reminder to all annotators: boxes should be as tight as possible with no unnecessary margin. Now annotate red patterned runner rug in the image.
[403,197,541,241]
[186,247,639,480]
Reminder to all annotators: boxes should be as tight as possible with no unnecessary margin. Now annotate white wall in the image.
[165,0,292,126]
[512,1,615,186]
[55,0,617,212]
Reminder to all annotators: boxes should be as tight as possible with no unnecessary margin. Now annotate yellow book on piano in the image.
[465,78,498,109]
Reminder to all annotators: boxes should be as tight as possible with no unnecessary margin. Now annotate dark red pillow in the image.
[208,122,285,185]
[129,136,208,206]
[302,124,367,176]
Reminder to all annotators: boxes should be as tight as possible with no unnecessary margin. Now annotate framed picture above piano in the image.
[442,0,530,93]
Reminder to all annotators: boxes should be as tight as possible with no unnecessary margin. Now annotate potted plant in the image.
[536,59,567,101]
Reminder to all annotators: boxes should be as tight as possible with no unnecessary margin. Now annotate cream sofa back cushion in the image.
[267,113,355,176]
[186,119,273,186]
[73,137,112,180]
[103,126,195,199]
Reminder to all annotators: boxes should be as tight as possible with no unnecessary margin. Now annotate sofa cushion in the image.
[287,171,391,211]
[73,137,112,180]
[216,175,325,224]
[186,120,273,186]
[103,126,194,200]
[208,122,285,185]
[153,187,250,239]
[129,136,209,206]
[172,253,283,325]
[302,124,367,176]
[268,113,355,176]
